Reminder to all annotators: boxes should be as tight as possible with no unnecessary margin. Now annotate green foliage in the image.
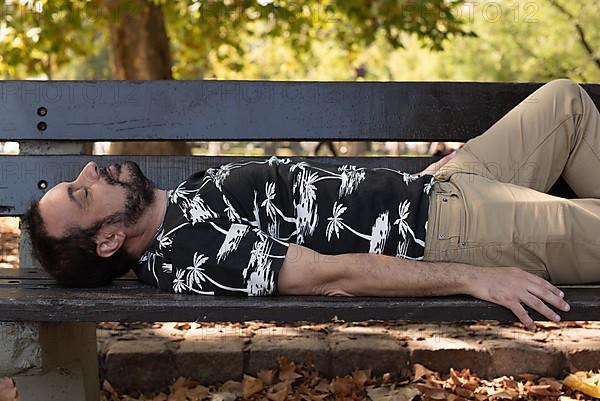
[0,0,598,83]
[0,0,103,78]
[0,0,469,79]
[383,0,600,82]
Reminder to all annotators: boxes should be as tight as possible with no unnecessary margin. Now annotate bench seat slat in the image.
[0,270,596,323]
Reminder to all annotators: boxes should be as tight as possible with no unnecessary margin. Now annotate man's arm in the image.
[277,244,570,330]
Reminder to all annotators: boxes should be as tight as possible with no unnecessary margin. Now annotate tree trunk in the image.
[100,0,191,156]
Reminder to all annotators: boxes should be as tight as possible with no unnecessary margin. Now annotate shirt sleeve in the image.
[169,218,290,296]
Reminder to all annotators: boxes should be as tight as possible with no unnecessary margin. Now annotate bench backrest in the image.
[1,80,599,268]
[3,80,600,215]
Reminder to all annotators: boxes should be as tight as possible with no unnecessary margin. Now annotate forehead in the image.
[38,182,80,237]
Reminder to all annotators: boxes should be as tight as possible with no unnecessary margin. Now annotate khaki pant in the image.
[423,79,600,285]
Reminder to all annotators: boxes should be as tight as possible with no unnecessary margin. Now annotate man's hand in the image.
[0,377,18,401]
[278,244,571,329]
[467,266,570,330]
[418,150,457,175]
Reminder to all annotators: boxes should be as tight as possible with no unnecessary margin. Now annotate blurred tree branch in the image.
[547,0,600,72]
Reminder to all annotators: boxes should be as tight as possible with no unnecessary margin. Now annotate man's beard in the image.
[98,161,156,227]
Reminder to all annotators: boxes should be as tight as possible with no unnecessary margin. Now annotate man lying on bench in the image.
[23,78,600,330]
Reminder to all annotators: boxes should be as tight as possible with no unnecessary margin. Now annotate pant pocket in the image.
[435,193,462,243]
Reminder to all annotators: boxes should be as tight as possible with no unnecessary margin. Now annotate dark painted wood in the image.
[0,155,435,216]
[1,81,598,142]
[0,284,597,323]
[0,270,596,323]
[0,154,576,216]
[1,79,594,323]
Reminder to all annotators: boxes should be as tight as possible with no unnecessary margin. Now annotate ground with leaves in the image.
[100,354,600,401]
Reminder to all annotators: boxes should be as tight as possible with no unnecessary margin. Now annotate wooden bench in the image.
[1,80,600,400]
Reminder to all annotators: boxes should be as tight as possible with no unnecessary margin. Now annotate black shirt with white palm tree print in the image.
[133,156,435,296]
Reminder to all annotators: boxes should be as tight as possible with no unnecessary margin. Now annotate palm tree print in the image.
[138,248,164,286]
[216,223,249,263]
[326,201,391,253]
[222,194,242,222]
[205,163,234,191]
[261,181,296,238]
[267,155,292,166]
[244,235,286,296]
[424,176,436,195]
[338,165,367,198]
[173,269,187,293]
[325,201,347,241]
[170,181,200,205]
[187,194,219,225]
[369,211,391,253]
[156,222,189,252]
[136,156,434,297]
[293,168,320,244]
[162,262,172,274]
[184,251,248,294]
[371,167,425,186]
[394,200,425,258]
[261,181,278,221]
[294,162,366,199]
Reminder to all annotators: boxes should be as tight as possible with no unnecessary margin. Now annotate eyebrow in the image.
[67,184,83,209]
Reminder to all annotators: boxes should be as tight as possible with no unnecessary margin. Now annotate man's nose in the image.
[77,161,100,184]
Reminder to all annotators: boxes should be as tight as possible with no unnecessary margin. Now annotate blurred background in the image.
[0,0,599,266]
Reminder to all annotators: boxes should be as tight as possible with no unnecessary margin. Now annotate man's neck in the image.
[125,188,169,260]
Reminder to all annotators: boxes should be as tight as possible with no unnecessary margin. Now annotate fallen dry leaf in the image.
[257,369,276,386]
[171,376,202,390]
[367,384,420,401]
[526,384,562,397]
[413,364,436,381]
[314,378,330,393]
[212,380,243,401]
[167,386,189,401]
[266,381,289,401]
[210,391,237,401]
[352,369,372,387]
[219,380,242,396]
[416,383,448,400]
[277,356,303,382]
[173,323,192,331]
[563,372,600,398]
[242,374,264,399]
[485,389,514,400]
[329,376,356,395]
[97,346,600,401]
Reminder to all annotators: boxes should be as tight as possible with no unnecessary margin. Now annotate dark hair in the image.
[22,200,136,287]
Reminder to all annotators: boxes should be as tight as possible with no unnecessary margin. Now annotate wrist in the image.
[453,262,481,296]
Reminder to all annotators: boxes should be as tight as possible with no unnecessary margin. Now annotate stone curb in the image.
[98,323,600,394]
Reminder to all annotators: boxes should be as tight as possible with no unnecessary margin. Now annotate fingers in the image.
[521,292,561,323]
[504,273,570,330]
[527,281,571,313]
[508,301,536,330]
[528,274,566,300]
[0,377,18,401]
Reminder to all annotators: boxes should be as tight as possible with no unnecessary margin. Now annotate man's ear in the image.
[95,229,126,258]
